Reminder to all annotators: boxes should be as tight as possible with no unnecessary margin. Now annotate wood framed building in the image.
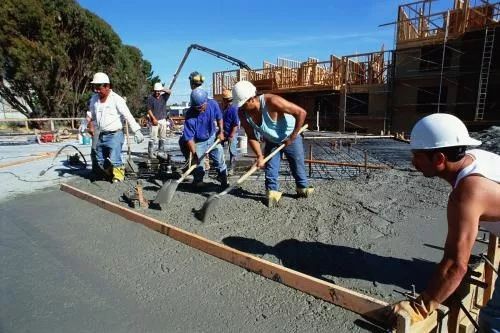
[211,0,500,134]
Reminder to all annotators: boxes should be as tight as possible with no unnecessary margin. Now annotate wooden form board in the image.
[0,152,55,169]
[60,183,443,332]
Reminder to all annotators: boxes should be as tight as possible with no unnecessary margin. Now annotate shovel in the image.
[198,124,308,222]
[154,138,221,205]
[125,121,139,174]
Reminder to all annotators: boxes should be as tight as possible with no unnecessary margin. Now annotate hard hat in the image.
[91,72,110,84]
[410,113,481,150]
[222,89,232,100]
[232,81,256,108]
[153,82,163,91]
[189,71,204,84]
[190,88,208,107]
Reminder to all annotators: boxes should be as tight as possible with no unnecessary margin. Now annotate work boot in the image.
[296,186,315,198]
[158,139,165,152]
[192,181,208,191]
[112,166,125,183]
[217,171,228,188]
[266,190,282,208]
[148,140,155,159]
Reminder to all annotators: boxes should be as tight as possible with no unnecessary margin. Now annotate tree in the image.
[0,0,158,119]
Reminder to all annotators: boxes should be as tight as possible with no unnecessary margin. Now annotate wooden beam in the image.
[60,183,393,324]
[0,152,55,169]
[483,234,499,305]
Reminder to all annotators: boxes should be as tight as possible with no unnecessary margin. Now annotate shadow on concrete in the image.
[222,236,435,291]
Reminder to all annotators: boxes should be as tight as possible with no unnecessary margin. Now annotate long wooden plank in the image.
[60,183,395,325]
[0,152,55,169]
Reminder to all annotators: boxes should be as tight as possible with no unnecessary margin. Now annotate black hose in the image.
[39,144,88,176]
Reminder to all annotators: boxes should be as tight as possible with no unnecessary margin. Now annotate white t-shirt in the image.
[454,149,500,235]
[88,91,140,133]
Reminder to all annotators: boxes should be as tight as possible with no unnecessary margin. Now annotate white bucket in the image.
[237,135,248,154]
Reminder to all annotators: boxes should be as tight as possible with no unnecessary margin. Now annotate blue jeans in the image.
[95,130,124,167]
[264,135,308,191]
[193,135,227,183]
[225,137,239,171]
[479,270,500,332]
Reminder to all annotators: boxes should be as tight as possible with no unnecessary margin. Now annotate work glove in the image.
[134,130,144,144]
[391,294,439,326]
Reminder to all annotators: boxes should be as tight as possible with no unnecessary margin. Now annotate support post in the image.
[483,234,499,305]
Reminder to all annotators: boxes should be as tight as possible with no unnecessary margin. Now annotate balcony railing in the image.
[213,51,393,97]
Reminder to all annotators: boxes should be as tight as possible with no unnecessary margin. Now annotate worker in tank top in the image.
[389,113,500,332]
[231,81,314,207]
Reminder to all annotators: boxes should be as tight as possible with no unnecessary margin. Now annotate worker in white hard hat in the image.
[232,80,314,207]
[389,113,500,331]
[87,72,145,182]
[220,89,240,175]
[146,82,171,158]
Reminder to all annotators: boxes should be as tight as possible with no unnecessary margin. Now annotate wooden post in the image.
[308,144,313,177]
[483,234,499,305]
[25,120,29,131]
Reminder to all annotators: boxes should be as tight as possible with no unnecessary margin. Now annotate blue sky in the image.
[77,0,452,104]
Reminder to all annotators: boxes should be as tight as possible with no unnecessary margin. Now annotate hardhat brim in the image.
[410,136,482,150]
[232,98,249,108]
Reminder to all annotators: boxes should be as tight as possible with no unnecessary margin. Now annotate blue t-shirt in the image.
[182,99,222,142]
[222,105,239,138]
[147,93,169,120]
[244,95,295,144]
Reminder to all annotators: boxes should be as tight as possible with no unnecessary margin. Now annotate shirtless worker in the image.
[390,113,500,332]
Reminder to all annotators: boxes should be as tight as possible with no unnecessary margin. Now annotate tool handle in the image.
[236,124,308,185]
[125,120,131,156]
[178,138,221,182]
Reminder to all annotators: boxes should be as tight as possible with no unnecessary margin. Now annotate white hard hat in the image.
[410,113,481,150]
[232,81,256,108]
[153,82,163,91]
[91,72,110,84]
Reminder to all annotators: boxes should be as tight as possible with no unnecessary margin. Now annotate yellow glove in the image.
[392,294,439,325]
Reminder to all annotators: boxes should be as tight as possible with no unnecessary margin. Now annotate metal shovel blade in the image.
[126,157,139,174]
[198,193,221,223]
[153,180,179,205]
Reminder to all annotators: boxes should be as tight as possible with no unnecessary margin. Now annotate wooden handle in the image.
[125,121,131,156]
[179,138,221,181]
[236,124,308,185]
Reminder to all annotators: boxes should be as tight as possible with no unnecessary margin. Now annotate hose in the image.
[39,144,88,176]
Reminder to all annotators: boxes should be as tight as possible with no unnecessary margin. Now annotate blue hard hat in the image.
[190,88,208,107]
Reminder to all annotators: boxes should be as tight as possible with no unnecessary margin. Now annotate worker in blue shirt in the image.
[220,89,240,175]
[181,88,228,188]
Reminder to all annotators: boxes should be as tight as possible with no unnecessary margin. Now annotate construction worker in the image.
[178,71,206,162]
[188,71,204,89]
[181,88,227,188]
[146,82,171,158]
[220,89,240,175]
[390,113,500,332]
[87,72,144,182]
[232,80,314,207]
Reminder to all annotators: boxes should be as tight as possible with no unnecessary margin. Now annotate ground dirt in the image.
[2,127,498,333]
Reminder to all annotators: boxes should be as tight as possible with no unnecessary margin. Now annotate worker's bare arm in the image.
[425,176,488,303]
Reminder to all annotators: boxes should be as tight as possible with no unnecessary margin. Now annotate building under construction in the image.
[212,0,500,133]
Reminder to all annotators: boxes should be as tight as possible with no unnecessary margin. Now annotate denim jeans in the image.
[264,135,308,191]
[225,137,239,171]
[479,269,500,332]
[95,130,124,167]
[193,135,227,183]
